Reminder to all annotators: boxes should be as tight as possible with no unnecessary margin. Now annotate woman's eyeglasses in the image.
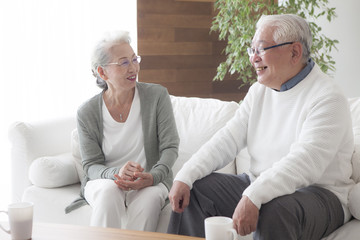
[105,56,141,68]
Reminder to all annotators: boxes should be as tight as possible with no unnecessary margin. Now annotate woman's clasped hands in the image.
[114,161,154,191]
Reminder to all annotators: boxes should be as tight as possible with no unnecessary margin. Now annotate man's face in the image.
[249,26,295,90]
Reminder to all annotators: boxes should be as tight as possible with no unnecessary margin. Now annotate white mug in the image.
[205,216,238,240]
[0,202,34,240]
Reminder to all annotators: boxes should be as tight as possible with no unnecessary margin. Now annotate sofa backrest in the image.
[170,96,240,175]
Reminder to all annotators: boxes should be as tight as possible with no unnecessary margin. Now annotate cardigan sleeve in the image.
[174,90,251,188]
[77,93,120,180]
[150,88,179,186]
[137,82,179,189]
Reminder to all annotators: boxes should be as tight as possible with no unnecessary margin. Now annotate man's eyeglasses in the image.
[247,42,293,57]
[105,56,141,68]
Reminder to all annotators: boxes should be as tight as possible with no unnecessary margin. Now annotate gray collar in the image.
[280,58,315,92]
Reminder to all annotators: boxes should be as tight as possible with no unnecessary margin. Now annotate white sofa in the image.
[8,95,360,240]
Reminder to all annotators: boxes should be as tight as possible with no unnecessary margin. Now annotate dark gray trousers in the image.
[167,173,344,240]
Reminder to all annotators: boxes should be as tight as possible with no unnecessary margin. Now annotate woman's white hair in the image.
[256,14,312,63]
[91,31,131,89]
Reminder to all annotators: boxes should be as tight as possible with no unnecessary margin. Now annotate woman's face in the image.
[103,42,140,91]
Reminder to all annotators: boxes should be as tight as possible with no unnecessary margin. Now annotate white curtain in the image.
[0,0,137,211]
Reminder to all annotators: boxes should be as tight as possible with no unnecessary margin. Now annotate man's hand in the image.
[168,181,190,213]
[232,196,259,236]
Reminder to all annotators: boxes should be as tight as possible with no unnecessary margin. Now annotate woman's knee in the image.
[85,179,124,205]
[129,184,167,207]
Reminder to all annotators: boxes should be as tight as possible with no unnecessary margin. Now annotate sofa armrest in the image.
[8,116,76,202]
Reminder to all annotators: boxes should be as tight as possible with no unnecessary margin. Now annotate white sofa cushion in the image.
[170,96,240,175]
[22,184,92,225]
[350,140,360,220]
[71,128,84,180]
[351,141,360,183]
[29,152,79,188]
[349,183,360,220]
[348,97,360,220]
[350,97,360,182]
[323,219,360,240]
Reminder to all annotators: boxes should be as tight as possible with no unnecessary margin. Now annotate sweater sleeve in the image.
[174,94,251,188]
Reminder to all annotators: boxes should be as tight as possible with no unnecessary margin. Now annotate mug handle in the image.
[228,228,238,240]
[0,211,11,234]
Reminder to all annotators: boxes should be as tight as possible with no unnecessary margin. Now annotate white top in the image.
[102,87,147,169]
[175,64,355,222]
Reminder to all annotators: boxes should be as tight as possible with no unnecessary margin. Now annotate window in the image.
[0,0,137,212]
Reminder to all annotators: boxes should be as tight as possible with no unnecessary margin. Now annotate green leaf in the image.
[211,0,338,83]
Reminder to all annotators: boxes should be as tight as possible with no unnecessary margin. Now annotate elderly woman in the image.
[69,31,179,231]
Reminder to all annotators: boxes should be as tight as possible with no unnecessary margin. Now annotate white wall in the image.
[0,0,137,214]
[317,0,360,98]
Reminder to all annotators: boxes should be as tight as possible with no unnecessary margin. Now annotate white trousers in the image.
[84,179,168,231]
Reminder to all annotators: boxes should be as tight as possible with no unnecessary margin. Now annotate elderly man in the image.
[167,14,354,240]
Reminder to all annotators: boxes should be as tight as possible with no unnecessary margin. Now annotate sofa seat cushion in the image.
[29,152,79,188]
[322,219,360,240]
[22,184,92,225]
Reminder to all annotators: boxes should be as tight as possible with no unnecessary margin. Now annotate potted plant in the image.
[211,0,338,86]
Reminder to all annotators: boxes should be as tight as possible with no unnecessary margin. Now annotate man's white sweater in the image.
[175,64,355,222]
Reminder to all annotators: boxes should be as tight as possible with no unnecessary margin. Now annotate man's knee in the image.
[193,173,221,190]
[255,196,301,240]
[254,186,343,240]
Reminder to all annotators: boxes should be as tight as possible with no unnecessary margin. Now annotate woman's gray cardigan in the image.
[65,82,179,213]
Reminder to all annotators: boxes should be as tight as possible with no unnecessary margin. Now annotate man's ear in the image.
[291,42,303,64]
[97,66,108,80]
